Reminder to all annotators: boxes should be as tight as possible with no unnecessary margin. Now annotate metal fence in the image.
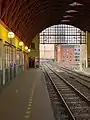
[39,24,86,44]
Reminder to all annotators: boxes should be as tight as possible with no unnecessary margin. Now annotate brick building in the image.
[56,44,80,65]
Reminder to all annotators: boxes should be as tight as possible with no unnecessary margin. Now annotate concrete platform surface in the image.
[0,68,55,120]
[74,67,90,76]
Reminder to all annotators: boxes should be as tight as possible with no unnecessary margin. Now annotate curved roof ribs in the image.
[0,0,90,45]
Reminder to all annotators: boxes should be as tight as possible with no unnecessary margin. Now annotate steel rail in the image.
[51,63,90,89]
[45,63,90,105]
[43,65,76,120]
[55,62,90,80]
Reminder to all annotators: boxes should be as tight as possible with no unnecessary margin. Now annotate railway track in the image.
[55,64,90,89]
[42,67,73,120]
[47,63,90,100]
[54,62,90,82]
[43,64,90,120]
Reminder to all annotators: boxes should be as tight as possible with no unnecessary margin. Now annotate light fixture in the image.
[19,41,23,46]
[66,10,78,13]
[8,31,15,38]
[63,15,73,18]
[58,48,60,52]
[61,20,70,22]
[28,49,31,52]
[25,46,28,50]
[69,2,83,7]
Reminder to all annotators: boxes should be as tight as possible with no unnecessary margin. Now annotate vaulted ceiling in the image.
[0,0,90,46]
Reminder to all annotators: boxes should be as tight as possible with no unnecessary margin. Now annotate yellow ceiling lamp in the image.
[28,49,31,52]
[19,41,23,46]
[8,31,15,38]
[25,46,28,50]
[58,48,60,52]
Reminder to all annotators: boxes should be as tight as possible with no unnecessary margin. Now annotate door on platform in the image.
[29,57,35,68]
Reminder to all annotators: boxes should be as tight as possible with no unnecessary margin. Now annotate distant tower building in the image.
[61,45,75,64]
[56,44,80,65]
[74,45,80,64]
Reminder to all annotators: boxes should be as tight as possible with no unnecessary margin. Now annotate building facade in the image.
[74,45,80,64]
[56,44,80,65]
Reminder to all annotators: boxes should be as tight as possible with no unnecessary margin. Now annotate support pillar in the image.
[57,45,62,62]
[80,44,87,70]
[54,45,57,61]
[86,31,90,67]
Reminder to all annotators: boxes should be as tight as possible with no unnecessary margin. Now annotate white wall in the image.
[40,44,54,59]
[80,44,87,69]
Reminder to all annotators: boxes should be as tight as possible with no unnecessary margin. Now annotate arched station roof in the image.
[0,0,90,45]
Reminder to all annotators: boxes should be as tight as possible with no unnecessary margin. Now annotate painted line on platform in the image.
[28,104,31,107]
[27,107,31,110]
[24,81,36,119]
[28,101,32,104]
[25,115,30,118]
[26,111,31,114]
[29,98,32,101]
[16,89,19,93]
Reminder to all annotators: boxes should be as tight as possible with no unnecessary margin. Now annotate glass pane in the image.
[39,24,86,44]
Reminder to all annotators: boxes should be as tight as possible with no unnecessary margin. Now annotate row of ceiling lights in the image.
[19,41,31,52]
[61,2,83,23]
[8,32,31,52]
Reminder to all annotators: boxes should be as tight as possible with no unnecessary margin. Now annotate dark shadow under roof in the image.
[0,0,90,45]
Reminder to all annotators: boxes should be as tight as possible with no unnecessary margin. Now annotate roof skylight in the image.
[63,15,73,18]
[69,2,83,7]
[61,20,71,22]
[66,10,78,13]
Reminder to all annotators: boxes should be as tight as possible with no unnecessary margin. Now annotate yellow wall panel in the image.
[0,21,26,52]
[0,23,8,43]
[28,35,39,58]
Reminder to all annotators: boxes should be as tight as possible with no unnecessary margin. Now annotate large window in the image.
[16,49,23,65]
[40,24,86,44]
[0,40,3,70]
[4,44,14,68]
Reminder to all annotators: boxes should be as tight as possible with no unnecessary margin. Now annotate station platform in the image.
[74,67,90,76]
[55,61,90,77]
[0,69,55,120]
